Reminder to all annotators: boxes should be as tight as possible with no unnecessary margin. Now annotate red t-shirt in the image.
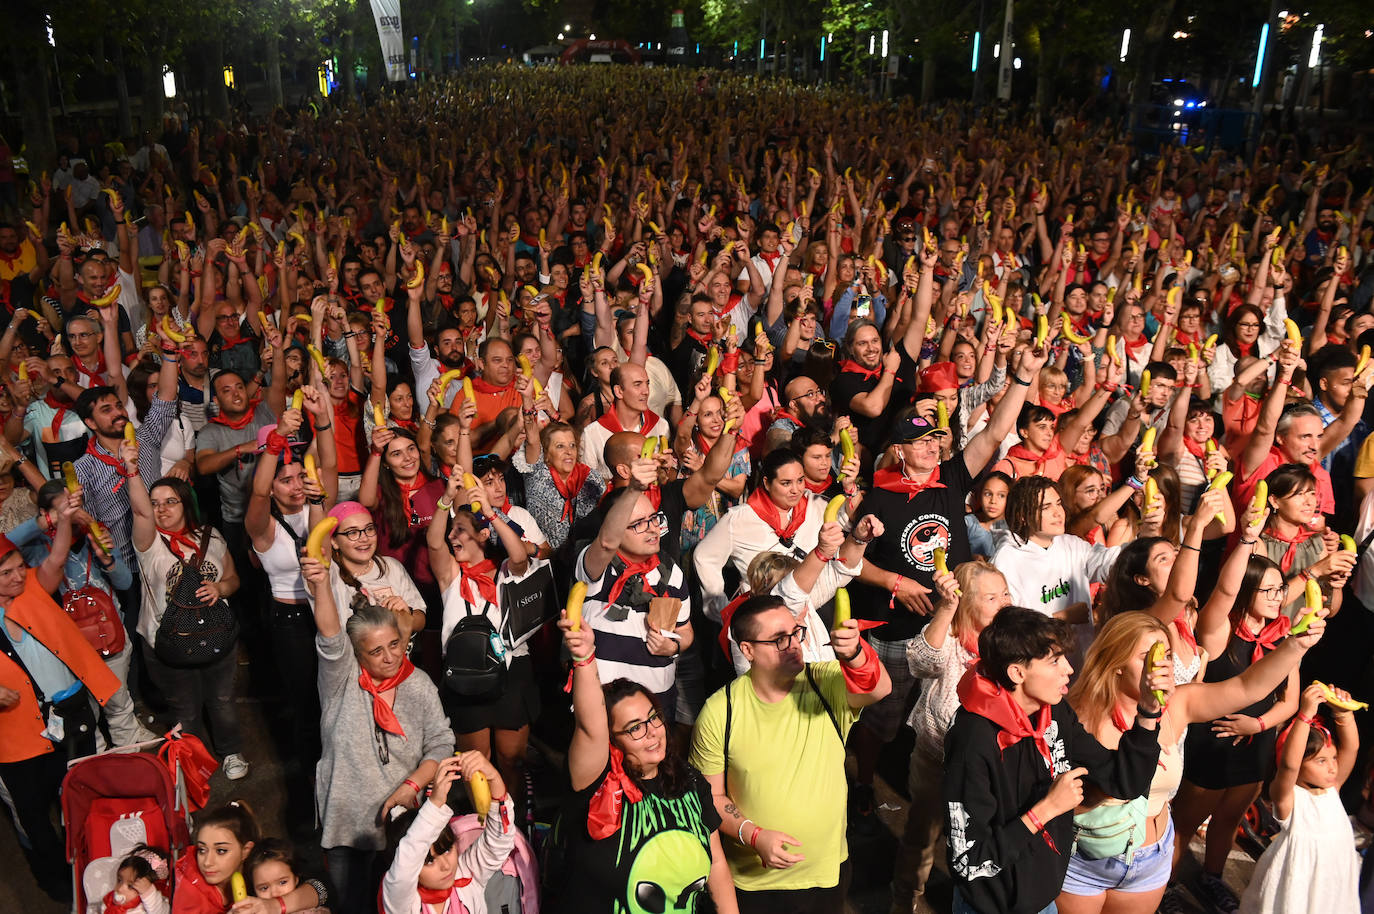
[333,391,363,474]
[1236,446,1334,516]
[1221,393,1261,456]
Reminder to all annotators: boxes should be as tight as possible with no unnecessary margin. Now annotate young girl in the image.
[380,752,515,914]
[1240,683,1361,913]
[103,846,169,914]
[173,800,326,914]
[245,840,328,913]
[966,471,1011,557]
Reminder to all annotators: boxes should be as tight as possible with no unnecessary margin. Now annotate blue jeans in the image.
[952,888,1057,914]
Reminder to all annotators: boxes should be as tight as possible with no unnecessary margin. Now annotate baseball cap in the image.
[890,414,951,445]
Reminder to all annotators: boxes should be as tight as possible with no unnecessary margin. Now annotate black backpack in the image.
[154,529,239,668]
[442,604,507,701]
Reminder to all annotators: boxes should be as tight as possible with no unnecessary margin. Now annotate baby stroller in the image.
[62,730,194,913]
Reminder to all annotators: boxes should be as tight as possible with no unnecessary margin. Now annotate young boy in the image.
[943,607,1166,914]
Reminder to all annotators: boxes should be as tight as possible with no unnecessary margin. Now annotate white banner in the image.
[368,0,408,82]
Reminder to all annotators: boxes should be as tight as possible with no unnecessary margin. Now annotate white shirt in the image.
[578,410,670,481]
[992,532,1121,617]
[693,493,829,618]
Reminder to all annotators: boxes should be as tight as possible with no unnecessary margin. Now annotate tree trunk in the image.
[208,39,229,117]
[141,55,165,131]
[266,32,284,107]
[11,26,56,169]
[113,44,134,137]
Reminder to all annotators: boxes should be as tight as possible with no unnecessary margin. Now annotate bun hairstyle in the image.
[194,799,261,848]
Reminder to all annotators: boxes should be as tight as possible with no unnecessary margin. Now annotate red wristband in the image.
[749,825,762,849]
[403,778,421,794]
[889,575,903,610]
[1256,716,1266,732]
[1297,712,1319,727]
[719,351,740,375]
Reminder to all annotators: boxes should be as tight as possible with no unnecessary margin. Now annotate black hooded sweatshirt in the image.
[942,698,1161,914]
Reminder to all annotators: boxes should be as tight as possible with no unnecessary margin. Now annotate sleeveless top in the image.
[256,507,309,601]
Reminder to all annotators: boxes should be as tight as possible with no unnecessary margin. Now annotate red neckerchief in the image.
[604,551,661,608]
[1181,436,1212,460]
[156,525,199,562]
[102,889,145,913]
[771,407,802,426]
[758,250,783,271]
[549,462,592,521]
[1172,610,1198,652]
[471,376,514,396]
[956,669,1053,767]
[745,488,808,546]
[417,882,473,908]
[394,417,418,433]
[209,401,259,430]
[596,406,660,435]
[1234,341,1256,358]
[1005,440,1063,476]
[72,351,106,386]
[396,474,429,524]
[1266,525,1314,574]
[217,333,254,352]
[838,358,882,382]
[694,431,745,456]
[872,465,945,502]
[587,745,645,840]
[45,392,72,435]
[1038,395,1071,418]
[86,438,133,492]
[685,327,713,346]
[718,591,752,659]
[1110,703,1136,733]
[1122,334,1149,358]
[1174,329,1201,347]
[803,474,834,495]
[358,656,416,738]
[457,560,499,606]
[1236,615,1291,663]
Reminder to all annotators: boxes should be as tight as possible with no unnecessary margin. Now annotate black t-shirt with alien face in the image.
[556,762,721,914]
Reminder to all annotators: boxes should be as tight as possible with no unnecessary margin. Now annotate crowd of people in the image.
[1,62,1373,914]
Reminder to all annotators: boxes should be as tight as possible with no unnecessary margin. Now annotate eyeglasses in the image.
[69,331,98,340]
[150,497,182,508]
[745,625,808,652]
[336,523,377,541]
[790,389,823,404]
[615,709,665,740]
[1255,585,1286,599]
[627,512,667,534]
[1235,321,1262,329]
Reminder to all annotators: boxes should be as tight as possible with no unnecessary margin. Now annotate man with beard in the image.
[669,295,717,402]
[13,355,88,475]
[71,344,180,634]
[177,338,212,430]
[764,375,834,453]
[406,281,466,415]
[1303,206,1343,271]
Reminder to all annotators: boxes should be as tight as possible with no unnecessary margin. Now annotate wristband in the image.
[1239,538,1257,545]
[1011,375,1031,386]
[889,575,904,610]
[1297,712,1320,727]
[814,549,835,563]
[403,778,421,794]
[1026,807,1047,833]
[315,422,332,431]
[265,431,289,456]
[749,825,762,849]
[840,637,882,693]
[737,818,754,844]
[1256,715,1266,732]
[1125,476,1144,491]
[570,651,596,667]
[1135,704,1163,719]
[436,496,454,513]
[719,351,740,375]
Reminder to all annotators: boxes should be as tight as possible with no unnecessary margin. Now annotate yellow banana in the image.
[937,401,950,429]
[304,454,319,485]
[1314,681,1368,711]
[308,345,328,375]
[305,517,339,566]
[1060,314,1091,344]
[833,587,851,628]
[1140,427,1156,454]
[63,462,80,493]
[373,403,386,428]
[438,369,463,402]
[639,437,659,459]
[123,422,136,447]
[566,581,587,631]
[1283,318,1302,346]
[839,427,856,462]
[463,472,481,511]
[1147,641,1168,706]
[1290,578,1323,634]
[1340,534,1358,553]
[1143,477,1160,513]
[231,873,248,902]
[823,494,846,524]
[1139,370,1151,399]
[462,377,475,404]
[1207,471,1233,523]
[290,390,304,412]
[468,770,492,822]
[405,261,425,289]
[1356,345,1371,377]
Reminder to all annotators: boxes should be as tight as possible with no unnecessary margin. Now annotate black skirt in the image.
[441,654,540,734]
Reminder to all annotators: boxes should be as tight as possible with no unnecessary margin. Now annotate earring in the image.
[1115,669,1122,675]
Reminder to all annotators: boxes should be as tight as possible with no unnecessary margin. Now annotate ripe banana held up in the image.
[305,517,338,567]
[1290,578,1323,635]
[1147,641,1168,707]
[565,581,587,631]
[1313,680,1368,711]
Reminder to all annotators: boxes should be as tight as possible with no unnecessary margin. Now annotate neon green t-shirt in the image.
[689,661,860,891]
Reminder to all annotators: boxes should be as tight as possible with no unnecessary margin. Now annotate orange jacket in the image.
[0,569,120,763]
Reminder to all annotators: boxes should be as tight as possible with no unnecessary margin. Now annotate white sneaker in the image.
[222,754,249,780]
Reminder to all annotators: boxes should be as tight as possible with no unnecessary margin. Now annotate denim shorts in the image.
[1060,813,1174,895]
